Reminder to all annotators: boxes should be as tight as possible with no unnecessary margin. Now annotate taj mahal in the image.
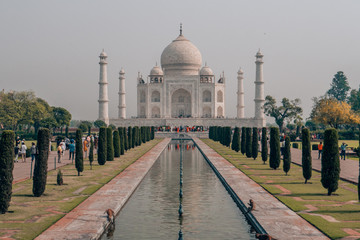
[98,26,266,128]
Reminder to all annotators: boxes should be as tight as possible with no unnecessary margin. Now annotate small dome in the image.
[237,68,243,74]
[150,65,163,75]
[100,50,107,57]
[119,68,125,74]
[161,34,202,75]
[200,65,214,76]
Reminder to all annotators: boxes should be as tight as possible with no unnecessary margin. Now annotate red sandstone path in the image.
[13,150,76,183]
[291,149,359,184]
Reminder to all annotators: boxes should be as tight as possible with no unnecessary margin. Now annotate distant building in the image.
[99,26,266,128]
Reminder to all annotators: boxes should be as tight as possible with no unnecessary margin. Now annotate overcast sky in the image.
[1,0,359,123]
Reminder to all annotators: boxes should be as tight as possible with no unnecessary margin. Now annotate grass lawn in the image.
[202,139,360,240]
[0,139,162,240]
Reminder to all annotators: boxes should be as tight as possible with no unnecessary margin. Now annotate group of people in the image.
[14,137,36,163]
[317,142,348,160]
[57,139,76,163]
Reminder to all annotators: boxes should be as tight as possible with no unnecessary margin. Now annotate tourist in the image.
[340,142,348,160]
[83,138,89,158]
[20,142,27,162]
[318,142,323,159]
[14,144,19,162]
[30,142,37,162]
[69,139,75,160]
[61,140,66,156]
[57,144,62,163]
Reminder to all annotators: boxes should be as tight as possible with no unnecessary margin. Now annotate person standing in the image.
[318,142,323,159]
[83,138,89,159]
[21,142,27,162]
[69,139,75,160]
[57,144,62,163]
[340,142,348,160]
[30,142,37,162]
[14,144,19,162]
[61,140,66,156]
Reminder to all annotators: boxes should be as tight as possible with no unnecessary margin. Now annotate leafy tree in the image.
[302,128,312,183]
[75,129,84,176]
[0,130,14,213]
[241,127,246,155]
[97,127,107,165]
[261,127,268,164]
[113,130,120,157]
[246,128,252,158]
[231,127,240,152]
[269,127,280,170]
[327,71,350,102]
[321,128,340,196]
[52,107,72,133]
[106,127,114,161]
[128,126,133,149]
[311,97,360,128]
[349,86,360,114]
[94,120,107,128]
[263,95,303,133]
[89,137,94,170]
[283,136,291,175]
[252,127,258,160]
[33,128,50,197]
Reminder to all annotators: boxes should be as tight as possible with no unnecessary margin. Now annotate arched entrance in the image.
[171,89,191,118]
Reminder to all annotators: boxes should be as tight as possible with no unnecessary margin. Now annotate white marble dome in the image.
[160,34,202,75]
[200,65,214,76]
[150,65,163,75]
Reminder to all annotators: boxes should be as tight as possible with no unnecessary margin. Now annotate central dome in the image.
[160,34,202,75]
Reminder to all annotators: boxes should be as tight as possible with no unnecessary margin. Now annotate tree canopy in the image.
[263,95,303,133]
[349,86,360,114]
[311,97,360,129]
[326,71,350,102]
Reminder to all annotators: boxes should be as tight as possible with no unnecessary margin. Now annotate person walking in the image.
[83,138,88,159]
[14,144,19,162]
[57,144,62,163]
[340,142,348,160]
[69,139,75,161]
[20,142,27,162]
[30,142,37,162]
[61,140,66,156]
[318,142,323,159]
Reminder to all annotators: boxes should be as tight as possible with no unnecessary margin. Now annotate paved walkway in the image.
[35,138,171,240]
[194,138,329,240]
[291,149,359,184]
[13,150,75,183]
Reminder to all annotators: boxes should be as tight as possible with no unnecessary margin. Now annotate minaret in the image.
[237,68,245,118]
[118,68,126,119]
[254,49,265,120]
[98,50,109,125]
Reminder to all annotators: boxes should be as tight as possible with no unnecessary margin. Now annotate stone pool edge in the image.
[35,138,171,240]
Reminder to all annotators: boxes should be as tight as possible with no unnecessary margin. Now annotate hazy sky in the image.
[1,0,359,123]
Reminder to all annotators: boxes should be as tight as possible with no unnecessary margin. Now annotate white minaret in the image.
[254,50,265,120]
[98,50,109,125]
[118,68,126,119]
[237,68,245,118]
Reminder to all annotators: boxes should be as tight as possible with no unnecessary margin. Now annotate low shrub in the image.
[293,143,299,149]
[312,144,318,150]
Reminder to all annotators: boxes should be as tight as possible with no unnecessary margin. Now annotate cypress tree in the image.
[231,127,240,152]
[113,130,120,158]
[119,127,125,155]
[128,126,133,148]
[89,137,94,170]
[321,128,340,196]
[252,127,258,160]
[88,126,91,137]
[241,127,246,155]
[269,127,280,170]
[283,136,291,175]
[246,128,252,158]
[106,127,114,161]
[224,127,232,147]
[0,130,15,213]
[209,126,213,140]
[217,127,222,142]
[123,127,129,151]
[358,130,360,201]
[65,126,69,138]
[132,127,137,147]
[261,127,268,164]
[302,128,312,183]
[97,127,107,165]
[138,127,142,146]
[150,126,155,140]
[33,128,50,197]
[140,127,145,143]
[75,129,84,176]
[213,126,218,141]
[147,127,151,141]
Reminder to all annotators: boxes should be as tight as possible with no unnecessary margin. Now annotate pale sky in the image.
[1,0,359,123]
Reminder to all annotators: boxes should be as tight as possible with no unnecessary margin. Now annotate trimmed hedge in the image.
[252,127,258,160]
[245,128,252,158]
[0,130,15,213]
[292,143,299,149]
[113,130,120,158]
[302,128,312,184]
[283,136,291,175]
[261,127,268,164]
[269,127,280,170]
[241,127,246,155]
[75,129,84,176]
[128,126,133,148]
[312,144,318,150]
[33,128,50,197]
[231,127,240,152]
[106,128,114,162]
[97,127,107,165]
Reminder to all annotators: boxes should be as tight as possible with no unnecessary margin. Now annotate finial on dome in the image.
[238,67,243,74]
[180,23,183,36]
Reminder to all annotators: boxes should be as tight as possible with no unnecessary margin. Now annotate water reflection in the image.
[102,140,256,240]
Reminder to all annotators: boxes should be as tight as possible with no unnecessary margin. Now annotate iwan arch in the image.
[98,26,266,128]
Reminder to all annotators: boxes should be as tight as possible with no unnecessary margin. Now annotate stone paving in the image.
[35,138,171,240]
[194,137,329,240]
[291,148,359,184]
